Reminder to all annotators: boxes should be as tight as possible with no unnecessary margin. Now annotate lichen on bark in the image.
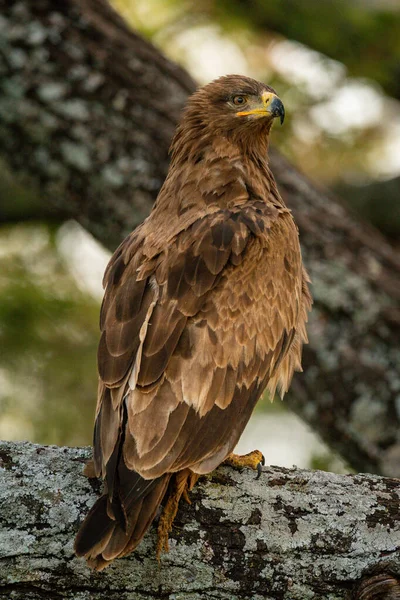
[0,441,399,599]
[1,0,400,477]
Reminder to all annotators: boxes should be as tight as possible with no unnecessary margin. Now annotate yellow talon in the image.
[224,450,265,479]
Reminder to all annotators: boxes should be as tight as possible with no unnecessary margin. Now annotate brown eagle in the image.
[74,74,311,570]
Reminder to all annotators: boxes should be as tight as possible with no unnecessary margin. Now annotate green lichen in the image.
[37,82,69,102]
[54,100,90,121]
[60,141,92,171]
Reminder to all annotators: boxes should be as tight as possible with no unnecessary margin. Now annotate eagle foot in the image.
[156,469,199,560]
[224,450,265,480]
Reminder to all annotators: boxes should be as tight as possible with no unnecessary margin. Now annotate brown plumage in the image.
[74,74,312,570]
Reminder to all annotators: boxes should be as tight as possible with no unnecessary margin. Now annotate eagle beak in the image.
[268,95,285,125]
[237,92,285,125]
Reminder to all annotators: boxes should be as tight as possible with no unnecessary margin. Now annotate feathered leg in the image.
[156,469,199,559]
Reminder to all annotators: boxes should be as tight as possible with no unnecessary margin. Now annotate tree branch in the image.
[1,0,400,476]
[1,440,399,599]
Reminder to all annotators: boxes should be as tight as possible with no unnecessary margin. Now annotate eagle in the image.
[74,74,311,570]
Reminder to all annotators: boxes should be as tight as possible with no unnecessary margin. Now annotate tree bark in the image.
[0,0,195,248]
[1,0,400,477]
[0,440,399,600]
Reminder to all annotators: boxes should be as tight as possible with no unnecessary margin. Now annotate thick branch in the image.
[1,0,400,476]
[1,440,399,599]
[0,0,195,248]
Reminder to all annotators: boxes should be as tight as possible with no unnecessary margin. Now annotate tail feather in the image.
[74,494,114,558]
[74,472,171,570]
[121,476,171,557]
[100,497,145,562]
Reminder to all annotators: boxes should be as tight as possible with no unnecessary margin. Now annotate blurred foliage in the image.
[0,160,59,225]
[310,451,353,475]
[181,0,400,101]
[0,223,98,445]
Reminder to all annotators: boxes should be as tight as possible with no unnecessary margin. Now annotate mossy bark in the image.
[1,440,399,599]
[1,0,400,477]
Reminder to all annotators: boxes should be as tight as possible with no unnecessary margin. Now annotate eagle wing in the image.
[94,203,308,488]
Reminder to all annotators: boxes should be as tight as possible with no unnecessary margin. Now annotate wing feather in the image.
[94,203,309,499]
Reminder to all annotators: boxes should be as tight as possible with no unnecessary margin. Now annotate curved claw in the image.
[255,454,265,480]
[224,450,265,478]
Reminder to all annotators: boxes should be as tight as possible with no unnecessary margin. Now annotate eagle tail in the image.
[74,471,171,571]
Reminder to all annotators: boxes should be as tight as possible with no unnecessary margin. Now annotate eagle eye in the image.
[232,95,248,106]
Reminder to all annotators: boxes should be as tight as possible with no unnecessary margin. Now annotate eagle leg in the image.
[156,469,199,559]
[224,450,265,480]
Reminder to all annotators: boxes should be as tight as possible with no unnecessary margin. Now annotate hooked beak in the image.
[237,91,285,125]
